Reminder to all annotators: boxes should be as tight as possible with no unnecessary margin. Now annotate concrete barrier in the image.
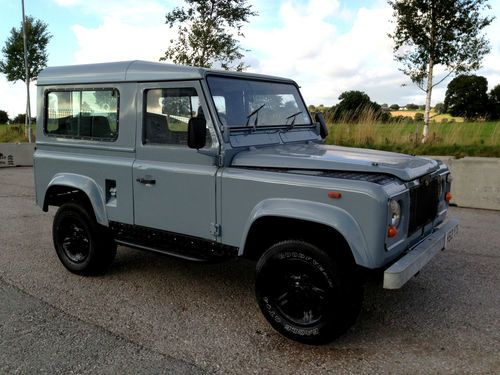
[0,143,35,168]
[442,157,500,211]
[0,144,498,210]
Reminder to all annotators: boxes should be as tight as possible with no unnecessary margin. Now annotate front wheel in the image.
[53,202,116,275]
[255,240,362,344]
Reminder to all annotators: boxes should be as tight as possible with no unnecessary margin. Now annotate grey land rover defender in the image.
[34,61,458,344]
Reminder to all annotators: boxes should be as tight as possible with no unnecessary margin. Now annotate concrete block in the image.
[446,157,500,211]
[0,143,35,167]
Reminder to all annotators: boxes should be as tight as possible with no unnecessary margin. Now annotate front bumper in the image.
[383,219,459,289]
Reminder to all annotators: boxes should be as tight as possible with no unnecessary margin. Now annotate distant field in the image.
[390,110,464,122]
[326,121,500,157]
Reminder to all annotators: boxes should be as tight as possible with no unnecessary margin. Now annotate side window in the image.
[144,87,211,146]
[45,89,119,141]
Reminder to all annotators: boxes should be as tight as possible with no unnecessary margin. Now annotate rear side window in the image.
[45,89,119,141]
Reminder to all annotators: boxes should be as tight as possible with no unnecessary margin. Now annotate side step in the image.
[110,221,238,262]
[115,239,210,262]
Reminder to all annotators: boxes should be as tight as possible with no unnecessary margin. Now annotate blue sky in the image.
[1,0,499,117]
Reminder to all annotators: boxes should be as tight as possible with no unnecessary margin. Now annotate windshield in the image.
[207,76,311,128]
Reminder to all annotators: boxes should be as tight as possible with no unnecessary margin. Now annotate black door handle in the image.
[136,177,156,185]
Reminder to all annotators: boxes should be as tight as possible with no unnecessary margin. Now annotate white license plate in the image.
[444,224,459,248]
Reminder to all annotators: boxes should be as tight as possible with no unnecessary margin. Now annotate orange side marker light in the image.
[328,191,342,199]
[445,192,453,202]
[387,225,398,238]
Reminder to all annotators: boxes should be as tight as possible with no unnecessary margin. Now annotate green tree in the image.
[332,90,381,123]
[434,103,445,114]
[160,0,257,70]
[406,103,419,110]
[488,84,500,120]
[0,16,51,138]
[444,75,489,120]
[13,114,26,124]
[390,104,400,110]
[0,110,9,124]
[388,0,493,141]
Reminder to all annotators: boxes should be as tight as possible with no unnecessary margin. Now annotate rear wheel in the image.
[255,240,362,344]
[53,202,116,275]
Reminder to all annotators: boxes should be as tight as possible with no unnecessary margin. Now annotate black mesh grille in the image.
[408,177,439,234]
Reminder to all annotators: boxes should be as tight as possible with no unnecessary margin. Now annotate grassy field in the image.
[325,121,500,157]
[0,124,36,143]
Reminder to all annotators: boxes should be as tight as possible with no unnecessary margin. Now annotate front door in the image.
[133,81,219,241]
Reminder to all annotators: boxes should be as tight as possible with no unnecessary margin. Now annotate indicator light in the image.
[328,191,342,199]
[388,225,398,238]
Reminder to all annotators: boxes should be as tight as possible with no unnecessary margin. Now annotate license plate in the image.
[444,223,459,248]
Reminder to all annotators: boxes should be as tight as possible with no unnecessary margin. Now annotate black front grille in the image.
[408,176,439,234]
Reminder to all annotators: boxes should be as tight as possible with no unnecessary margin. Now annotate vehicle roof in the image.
[37,60,295,86]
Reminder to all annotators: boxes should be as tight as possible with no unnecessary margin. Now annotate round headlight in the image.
[389,199,401,228]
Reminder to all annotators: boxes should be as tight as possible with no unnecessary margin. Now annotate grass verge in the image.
[325,121,500,157]
[0,124,36,143]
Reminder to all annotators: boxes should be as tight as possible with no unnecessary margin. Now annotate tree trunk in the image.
[422,58,434,143]
[423,4,436,144]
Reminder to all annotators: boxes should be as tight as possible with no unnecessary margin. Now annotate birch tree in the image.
[388,0,493,142]
[161,0,257,71]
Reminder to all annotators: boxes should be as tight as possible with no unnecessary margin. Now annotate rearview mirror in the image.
[188,117,207,149]
[315,112,328,139]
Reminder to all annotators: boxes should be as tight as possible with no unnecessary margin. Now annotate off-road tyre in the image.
[255,240,362,344]
[53,202,116,275]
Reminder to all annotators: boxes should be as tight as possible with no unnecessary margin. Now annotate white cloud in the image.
[244,1,398,105]
[244,0,500,106]
[72,18,171,63]
[0,76,36,119]
[66,0,179,63]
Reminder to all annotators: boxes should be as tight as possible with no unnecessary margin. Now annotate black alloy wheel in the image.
[53,202,116,275]
[58,216,91,263]
[255,240,362,344]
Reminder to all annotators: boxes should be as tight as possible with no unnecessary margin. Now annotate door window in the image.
[144,87,211,147]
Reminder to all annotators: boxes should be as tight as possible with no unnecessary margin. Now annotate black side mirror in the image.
[188,117,207,149]
[315,112,328,139]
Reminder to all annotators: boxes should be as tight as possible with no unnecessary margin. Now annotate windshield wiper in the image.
[245,104,266,130]
[285,111,303,129]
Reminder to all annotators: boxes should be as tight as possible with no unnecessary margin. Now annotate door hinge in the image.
[209,223,221,236]
[217,154,224,167]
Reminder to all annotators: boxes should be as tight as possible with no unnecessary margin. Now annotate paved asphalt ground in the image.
[0,167,499,374]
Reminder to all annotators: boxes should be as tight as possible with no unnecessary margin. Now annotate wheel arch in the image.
[239,199,371,267]
[43,173,108,226]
